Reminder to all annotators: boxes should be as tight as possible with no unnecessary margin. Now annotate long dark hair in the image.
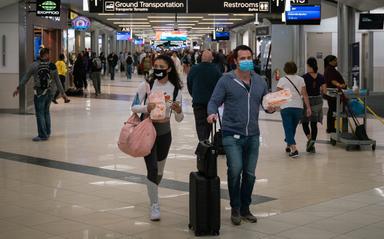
[307,57,318,73]
[324,55,336,69]
[149,54,183,90]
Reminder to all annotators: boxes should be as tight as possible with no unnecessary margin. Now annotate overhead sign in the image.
[121,27,131,32]
[71,16,91,31]
[36,0,61,17]
[256,26,270,36]
[88,0,103,13]
[89,0,186,13]
[188,0,270,13]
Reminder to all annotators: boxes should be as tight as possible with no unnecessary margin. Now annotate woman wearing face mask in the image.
[131,54,183,221]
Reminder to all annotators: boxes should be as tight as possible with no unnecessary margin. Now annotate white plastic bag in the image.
[262,89,292,109]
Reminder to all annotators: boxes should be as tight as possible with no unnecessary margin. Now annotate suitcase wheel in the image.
[188,224,192,229]
[212,231,220,236]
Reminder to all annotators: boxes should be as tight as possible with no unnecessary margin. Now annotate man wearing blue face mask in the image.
[207,45,274,226]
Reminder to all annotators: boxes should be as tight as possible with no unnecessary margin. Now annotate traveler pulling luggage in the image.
[189,123,220,236]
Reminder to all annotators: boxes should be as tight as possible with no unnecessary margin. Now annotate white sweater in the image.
[131,80,184,122]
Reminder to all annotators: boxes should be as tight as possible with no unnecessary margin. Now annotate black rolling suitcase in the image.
[189,172,220,236]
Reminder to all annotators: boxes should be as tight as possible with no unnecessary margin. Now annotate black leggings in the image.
[327,98,337,132]
[302,122,318,141]
[144,132,172,185]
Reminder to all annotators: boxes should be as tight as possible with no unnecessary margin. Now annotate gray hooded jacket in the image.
[208,71,268,136]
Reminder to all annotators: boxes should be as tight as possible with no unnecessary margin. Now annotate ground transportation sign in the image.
[36,0,61,16]
[89,0,187,13]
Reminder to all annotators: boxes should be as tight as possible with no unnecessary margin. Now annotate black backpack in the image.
[126,56,133,65]
[36,62,52,95]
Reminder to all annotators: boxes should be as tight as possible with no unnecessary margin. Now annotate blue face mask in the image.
[239,60,254,71]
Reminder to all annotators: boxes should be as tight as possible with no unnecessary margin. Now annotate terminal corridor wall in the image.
[0,3,19,112]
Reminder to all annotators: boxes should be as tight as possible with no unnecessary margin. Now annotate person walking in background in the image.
[208,45,274,225]
[90,52,102,96]
[126,52,133,80]
[73,53,86,90]
[107,52,118,80]
[302,57,327,153]
[171,51,182,76]
[187,50,222,141]
[53,53,67,104]
[182,50,192,75]
[12,48,70,141]
[277,61,312,158]
[142,53,152,79]
[100,52,106,75]
[216,49,228,73]
[324,55,346,133]
[82,51,89,89]
[131,55,184,221]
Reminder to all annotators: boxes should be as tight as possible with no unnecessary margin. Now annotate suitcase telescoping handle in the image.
[211,111,222,143]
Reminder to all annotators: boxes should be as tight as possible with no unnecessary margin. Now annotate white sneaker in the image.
[150,203,160,221]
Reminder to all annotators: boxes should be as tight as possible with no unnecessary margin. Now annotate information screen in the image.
[286,5,321,25]
[215,32,230,41]
[134,39,144,45]
[116,32,131,40]
[359,14,384,30]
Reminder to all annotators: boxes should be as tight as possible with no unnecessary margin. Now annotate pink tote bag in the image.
[118,114,157,157]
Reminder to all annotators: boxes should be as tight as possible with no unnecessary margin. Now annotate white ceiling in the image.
[338,0,384,11]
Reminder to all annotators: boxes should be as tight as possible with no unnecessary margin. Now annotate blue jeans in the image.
[281,108,303,146]
[126,64,132,79]
[34,93,52,139]
[222,134,260,212]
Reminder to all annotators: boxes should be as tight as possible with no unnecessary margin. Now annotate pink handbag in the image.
[118,114,157,157]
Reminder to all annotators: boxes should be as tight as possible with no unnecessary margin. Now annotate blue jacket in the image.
[208,71,268,136]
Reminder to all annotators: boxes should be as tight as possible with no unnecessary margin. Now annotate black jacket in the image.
[187,62,222,106]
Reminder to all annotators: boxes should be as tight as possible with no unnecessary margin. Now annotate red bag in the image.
[118,114,156,157]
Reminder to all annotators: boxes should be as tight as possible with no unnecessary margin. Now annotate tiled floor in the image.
[1,72,384,238]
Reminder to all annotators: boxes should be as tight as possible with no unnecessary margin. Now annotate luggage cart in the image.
[329,89,376,151]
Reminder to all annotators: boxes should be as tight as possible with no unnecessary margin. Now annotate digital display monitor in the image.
[134,39,144,45]
[286,5,321,25]
[215,31,230,40]
[116,32,131,41]
[359,14,384,30]
[156,31,187,41]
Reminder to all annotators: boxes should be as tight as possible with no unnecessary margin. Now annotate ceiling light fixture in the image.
[113,22,150,25]
[106,18,148,21]
[198,22,234,25]
[202,18,243,21]
[233,14,254,16]
[149,20,199,23]
[208,14,229,16]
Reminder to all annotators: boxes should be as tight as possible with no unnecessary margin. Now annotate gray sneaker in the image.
[241,210,258,223]
[231,208,241,225]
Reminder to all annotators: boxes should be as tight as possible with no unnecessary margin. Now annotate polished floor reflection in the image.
[1,72,384,239]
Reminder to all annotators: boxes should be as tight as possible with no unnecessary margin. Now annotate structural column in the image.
[337,2,356,87]
[91,29,99,55]
[293,25,305,75]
